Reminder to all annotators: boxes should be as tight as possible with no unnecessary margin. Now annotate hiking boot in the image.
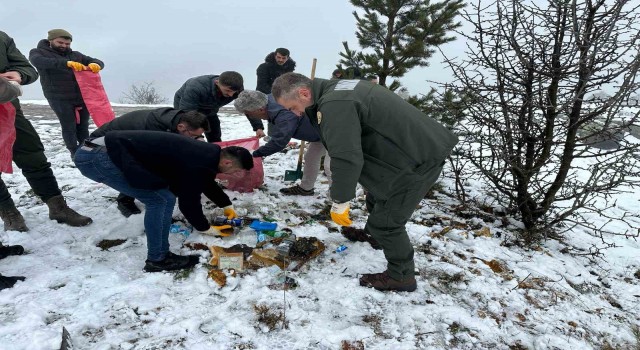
[117,196,141,217]
[0,200,29,232]
[359,270,417,292]
[143,252,200,272]
[46,195,93,227]
[279,185,314,196]
[0,274,25,290]
[0,244,24,260]
[341,227,382,250]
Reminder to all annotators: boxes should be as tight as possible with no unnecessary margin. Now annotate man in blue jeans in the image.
[74,130,253,272]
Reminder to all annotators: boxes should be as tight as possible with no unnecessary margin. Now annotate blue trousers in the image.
[74,146,175,261]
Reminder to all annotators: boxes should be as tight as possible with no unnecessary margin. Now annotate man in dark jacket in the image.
[0,30,92,236]
[233,90,330,195]
[74,131,253,272]
[272,73,459,292]
[29,29,105,156]
[91,108,210,217]
[174,71,262,142]
[256,48,296,94]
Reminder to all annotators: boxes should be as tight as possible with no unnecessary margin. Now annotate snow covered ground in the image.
[0,103,639,349]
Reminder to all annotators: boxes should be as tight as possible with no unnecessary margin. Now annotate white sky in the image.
[2,0,465,102]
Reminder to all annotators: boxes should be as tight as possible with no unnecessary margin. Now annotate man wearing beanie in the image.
[29,29,105,156]
[0,30,92,236]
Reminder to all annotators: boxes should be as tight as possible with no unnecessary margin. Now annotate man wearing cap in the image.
[29,29,105,156]
[174,71,260,142]
[0,30,92,234]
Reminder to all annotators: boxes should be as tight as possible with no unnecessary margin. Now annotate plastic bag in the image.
[0,102,16,173]
[214,137,263,192]
[74,70,115,127]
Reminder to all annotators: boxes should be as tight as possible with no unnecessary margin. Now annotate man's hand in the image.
[330,202,352,226]
[255,129,266,138]
[223,205,237,219]
[87,63,101,73]
[0,71,22,84]
[67,61,85,72]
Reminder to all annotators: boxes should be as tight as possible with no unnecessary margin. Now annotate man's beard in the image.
[51,45,69,53]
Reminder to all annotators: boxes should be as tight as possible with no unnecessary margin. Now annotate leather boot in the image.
[0,200,29,232]
[0,243,25,260]
[0,274,25,290]
[45,195,93,227]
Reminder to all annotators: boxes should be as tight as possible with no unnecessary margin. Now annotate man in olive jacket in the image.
[0,30,92,234]
[272,73,458,292]
[29,29,105,156]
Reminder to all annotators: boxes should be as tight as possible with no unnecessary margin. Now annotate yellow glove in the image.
[223,205,237,219]
[87,63,101,73]
[198,225,233,237]
[67,61,85,72]
[330,202,352,226]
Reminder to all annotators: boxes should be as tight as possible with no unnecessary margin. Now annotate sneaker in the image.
[0,244,24,260]
[341,227,382,250]
[0,274,25,290]
[279,185,314,196]
[117,198,141,218]
[143,252,200,272]
[359,270,417,292]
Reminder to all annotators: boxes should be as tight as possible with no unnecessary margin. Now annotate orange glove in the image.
[223,205,237,219]
[330,202,352,226]
[67,61,85,72]
[87,63,101,73]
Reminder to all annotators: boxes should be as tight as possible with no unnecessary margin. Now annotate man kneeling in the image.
[74,130,253,272]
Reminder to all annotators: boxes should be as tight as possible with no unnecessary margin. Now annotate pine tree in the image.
[339,0,465,87]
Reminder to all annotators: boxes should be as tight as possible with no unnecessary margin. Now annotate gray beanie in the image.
[48,29,73,41]
[234,90,268,113]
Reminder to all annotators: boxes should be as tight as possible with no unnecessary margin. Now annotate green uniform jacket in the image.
[0,31,38,110]
[304,79,458,202]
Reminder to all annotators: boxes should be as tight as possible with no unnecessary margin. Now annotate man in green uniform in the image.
[272,73,458,292]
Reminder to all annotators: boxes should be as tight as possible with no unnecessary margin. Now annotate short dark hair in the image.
[275,48,290,57]
[218,71,244,92]
[178,110,210,132]
[221,146,254,170]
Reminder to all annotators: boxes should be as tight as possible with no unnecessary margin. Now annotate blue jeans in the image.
[73,146,175,261]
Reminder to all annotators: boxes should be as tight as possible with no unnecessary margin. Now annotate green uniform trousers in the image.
[0,102,61,205]
[364,162,445,280]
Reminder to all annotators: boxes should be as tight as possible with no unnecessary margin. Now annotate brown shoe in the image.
[0,200,29,232]
[46,195,93,227]
[359,270,417,292]
[280,185,314,196]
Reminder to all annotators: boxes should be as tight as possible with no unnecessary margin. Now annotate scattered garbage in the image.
[336,245,348,253]
[169,223,192,237]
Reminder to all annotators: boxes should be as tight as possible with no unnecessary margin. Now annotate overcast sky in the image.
[2,0,466,102]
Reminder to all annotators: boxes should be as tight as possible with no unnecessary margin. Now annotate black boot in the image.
[0,274,25,290]
[143,252,199,272]
[0,244,24,260]
[117,194,141,218]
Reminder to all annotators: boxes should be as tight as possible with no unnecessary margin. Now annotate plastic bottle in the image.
[211,216,244,227]
[336,245,348,253]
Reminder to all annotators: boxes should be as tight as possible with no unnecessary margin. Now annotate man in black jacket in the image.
[256,48,296,137]
[90,108,210,217]
[174,71,262,142]
[29,29,105,156]
[74,131,253,272]
[0,30,92,236]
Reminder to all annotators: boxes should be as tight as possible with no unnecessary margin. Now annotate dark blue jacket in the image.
[29,39,104,101]
[253,94,320,158]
